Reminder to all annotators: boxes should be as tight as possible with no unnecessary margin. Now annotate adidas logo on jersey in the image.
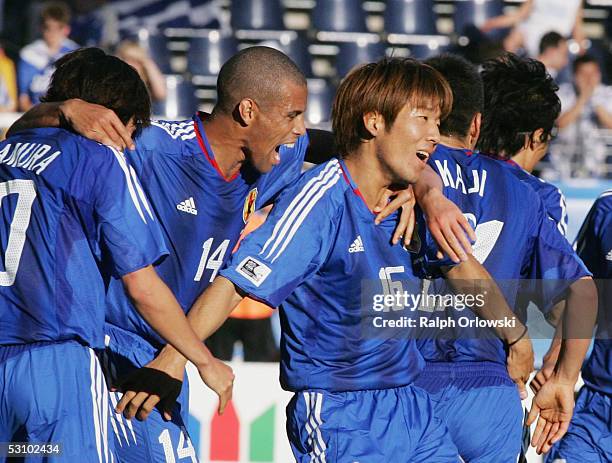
[349,236,364,253]
[607,249,612,261]
[177,197,198,215]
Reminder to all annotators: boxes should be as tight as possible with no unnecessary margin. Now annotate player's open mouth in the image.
[416,150,430,162]
[272,146,281,164]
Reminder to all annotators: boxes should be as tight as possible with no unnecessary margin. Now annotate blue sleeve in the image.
[541,184,569,238]
[17,59,36,97]
[220,170,337,307]
[576,197,612,278]
[256,132,309,207]
[87,146,168,277]
[523,200,591,312]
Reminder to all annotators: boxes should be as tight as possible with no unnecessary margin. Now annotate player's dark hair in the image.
[215,46,306,114]
[425,54,483,139]
[332,57,452,157]
[40,1,71,25]
[572,53,599,73]
[539,31,565,55]
[477,53,560,158]
[42,47,151,131]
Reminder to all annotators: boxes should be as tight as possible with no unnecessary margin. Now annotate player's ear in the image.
[530,128,546,147]
[237,98,257,126]
[469,113,481,146]
[363,111,383,138]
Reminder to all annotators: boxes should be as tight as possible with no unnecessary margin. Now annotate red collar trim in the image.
[193,114,239,182]
[339,162,375,214]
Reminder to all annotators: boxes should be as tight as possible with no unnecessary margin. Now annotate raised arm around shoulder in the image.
[415,164,475,262]
[7,98,135,150]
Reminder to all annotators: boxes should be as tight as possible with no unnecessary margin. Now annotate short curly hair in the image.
[477,53,560,158]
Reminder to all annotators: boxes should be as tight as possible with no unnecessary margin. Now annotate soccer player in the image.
[0,48,231,461]
[414,53,596,461]
[7,46,478,462]
[132,57,544,462]
[477,53,568,238]
[544,191,612,462]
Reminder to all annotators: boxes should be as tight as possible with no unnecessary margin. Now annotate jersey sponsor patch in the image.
[607,249,612,262]
[243,188,258,223]
[236,256,271,287]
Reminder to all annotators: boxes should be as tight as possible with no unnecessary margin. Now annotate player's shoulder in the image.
[594,189,612,213]
[135,117,196,153]
[277,158,346,215]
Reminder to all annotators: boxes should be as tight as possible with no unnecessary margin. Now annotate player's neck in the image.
[201,113,247,178]
[343,150,395,211]
[439,135,472,150]
[511,150,536,173]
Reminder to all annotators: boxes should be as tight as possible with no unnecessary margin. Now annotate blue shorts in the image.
[0,340,116,463]
[286,384,459,462]
[414,362,523,463]
[545,386,612,463]
[100,325,197,463]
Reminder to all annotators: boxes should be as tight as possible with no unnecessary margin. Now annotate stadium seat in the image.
[137,31,172,74]
[312,0,368,34]
[453,0,504,38]
[260,32,314,77]
[187,31,239,78]
[306,78,334,126]
[408,41,448,59]
[384,0,437,36]
[230,0,285,30]
[153,75,198,119]
[336,41,386,78]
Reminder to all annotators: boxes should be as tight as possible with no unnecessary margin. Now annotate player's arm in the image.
[527,276,596,454]
[7,98,134,150]
[121,265,234,404]
[414,163,476,262]
[441,255,534,397]
[116,272,237,420]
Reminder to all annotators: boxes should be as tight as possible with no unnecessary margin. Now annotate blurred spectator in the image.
[0,42,17,111]
[538,31,569,80]
[116,39,166,102]
[17,1,77,110]
[206,209,279,362]
[552,54,612,177]
[482,0,584,57]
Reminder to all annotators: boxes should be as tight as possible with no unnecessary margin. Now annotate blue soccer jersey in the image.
[220,158,429,392]
[576,190,612,395]
[503,159,569,237]
[104,112,308,347]
[0,127,166,349]
[419,144,589,365]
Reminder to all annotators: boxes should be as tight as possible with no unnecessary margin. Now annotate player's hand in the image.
[197,357,235,415]
[420,190,475,263]
[530,356,557,395]
[374,186,415,246]
[507,337,534,400]
[59,98,135,151]
[114,348,186,421]
[526,378,575,454]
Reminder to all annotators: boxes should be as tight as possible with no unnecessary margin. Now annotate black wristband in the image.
[507,326,528,347]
